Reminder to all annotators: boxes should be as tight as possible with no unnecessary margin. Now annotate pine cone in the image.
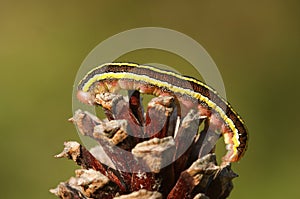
[50,91,238,199]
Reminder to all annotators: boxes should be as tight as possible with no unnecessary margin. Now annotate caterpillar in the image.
[76,63,248,163]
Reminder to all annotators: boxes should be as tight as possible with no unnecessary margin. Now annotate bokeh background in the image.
[1,1,299,198]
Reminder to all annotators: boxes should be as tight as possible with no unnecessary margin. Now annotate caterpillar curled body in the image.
[76,63,248,163]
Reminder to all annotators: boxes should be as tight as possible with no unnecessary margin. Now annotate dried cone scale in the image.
[51,90,239,199]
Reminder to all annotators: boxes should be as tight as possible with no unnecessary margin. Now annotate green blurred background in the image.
[1,0,299,198]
